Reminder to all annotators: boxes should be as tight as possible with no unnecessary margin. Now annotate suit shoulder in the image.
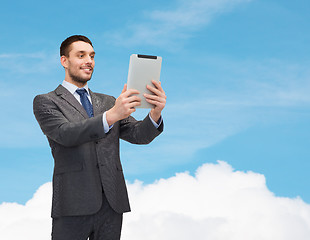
[33,91,55,103]
[33,88,59,110]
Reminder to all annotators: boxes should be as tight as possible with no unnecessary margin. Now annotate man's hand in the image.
[106,84,141,126]
[144,80,166,123]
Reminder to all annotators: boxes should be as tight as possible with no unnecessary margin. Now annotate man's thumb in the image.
[121,84,127,94]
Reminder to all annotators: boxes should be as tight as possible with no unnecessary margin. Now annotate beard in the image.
[68,68,94,84]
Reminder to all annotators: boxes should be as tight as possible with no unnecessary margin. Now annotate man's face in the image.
[63,41,95,84]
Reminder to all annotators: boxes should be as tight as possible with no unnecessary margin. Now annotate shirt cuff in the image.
[149,113,162,129]
[102,112,113,133]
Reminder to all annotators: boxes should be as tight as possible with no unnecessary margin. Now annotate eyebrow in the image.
[76,50,96,55]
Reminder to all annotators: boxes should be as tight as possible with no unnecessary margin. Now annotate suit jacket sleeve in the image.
[119,114,164,144]
[33,94,107,147]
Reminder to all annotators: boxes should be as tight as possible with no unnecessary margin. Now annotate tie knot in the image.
[76,88,87,96]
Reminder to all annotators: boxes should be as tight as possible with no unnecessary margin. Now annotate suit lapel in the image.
[54,85,89,119]
[89,89,112,116]
[89,89,101,117]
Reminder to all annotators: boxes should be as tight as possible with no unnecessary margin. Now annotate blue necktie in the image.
[76,89,94,118]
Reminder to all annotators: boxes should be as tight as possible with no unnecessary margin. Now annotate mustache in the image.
[81,65,93,70]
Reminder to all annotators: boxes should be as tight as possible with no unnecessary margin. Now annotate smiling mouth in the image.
[81,66,93,73]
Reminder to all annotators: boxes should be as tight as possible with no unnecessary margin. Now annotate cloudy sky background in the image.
[1,0,310,239]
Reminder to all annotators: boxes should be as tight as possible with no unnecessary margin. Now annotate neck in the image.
[65,74,88,88]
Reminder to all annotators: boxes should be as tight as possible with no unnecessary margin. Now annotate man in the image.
[33,35,166,240]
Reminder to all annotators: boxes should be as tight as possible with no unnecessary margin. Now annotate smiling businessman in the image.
[33,35,166,240]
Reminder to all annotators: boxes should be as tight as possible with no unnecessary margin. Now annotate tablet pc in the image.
[127,54,162,108]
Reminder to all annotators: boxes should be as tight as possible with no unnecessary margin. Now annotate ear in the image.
[60,55,68,69]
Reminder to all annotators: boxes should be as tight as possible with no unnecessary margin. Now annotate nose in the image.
[85,55,94,64]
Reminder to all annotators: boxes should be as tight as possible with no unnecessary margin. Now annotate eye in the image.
[90,55,95,59]
[79,54,84,58]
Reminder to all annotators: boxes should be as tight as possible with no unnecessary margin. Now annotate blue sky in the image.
[0,0,309,206]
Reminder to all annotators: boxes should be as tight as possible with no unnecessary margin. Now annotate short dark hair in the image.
[60,35,93,57]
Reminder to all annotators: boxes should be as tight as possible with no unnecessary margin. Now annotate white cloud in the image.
[105,0,252,48]
[0,182,52,240]
[124,161,310,239]
[1,161,310,240]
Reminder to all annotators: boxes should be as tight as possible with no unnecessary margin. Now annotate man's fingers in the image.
[127,89,140,95]
[121,95,141,104]
[145,98,158,105]
[151,80,164,91]
[145,98,165,110]
[128,95,141,103]
[146,85,166,99]
[122,88,140,98]
[128,101,141,108]
[146,85,161,96]
[122,84,140,95]
[144,94,163,102]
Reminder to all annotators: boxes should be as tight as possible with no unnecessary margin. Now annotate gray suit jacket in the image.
[33,85,163,218]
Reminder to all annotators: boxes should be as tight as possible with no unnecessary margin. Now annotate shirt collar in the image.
[62,80,90,95]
